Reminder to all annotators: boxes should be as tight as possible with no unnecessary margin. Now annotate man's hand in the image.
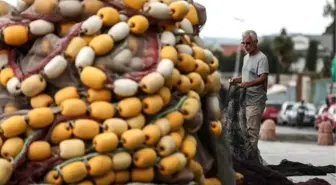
[240,81,253,88]
[229,77,241,84]
[240,73,268,88]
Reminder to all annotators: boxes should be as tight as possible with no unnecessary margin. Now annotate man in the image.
[229,30,269,154]
[296,100,306,128]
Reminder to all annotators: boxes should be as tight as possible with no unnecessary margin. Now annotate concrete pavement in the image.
[259,140,336,183]
[260,125,336,183]
[274,125,336,143]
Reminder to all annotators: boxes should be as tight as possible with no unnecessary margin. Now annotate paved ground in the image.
[259,140,336,183]
[273,125,336,143]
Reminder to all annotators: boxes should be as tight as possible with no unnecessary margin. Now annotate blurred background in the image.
[194,2,336,181]
[195,0,336,130]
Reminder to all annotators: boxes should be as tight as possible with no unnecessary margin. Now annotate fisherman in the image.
[229,30,269,160]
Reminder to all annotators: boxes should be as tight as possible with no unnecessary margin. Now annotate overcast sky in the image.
[195,0,333,38]
[3,0,333,38]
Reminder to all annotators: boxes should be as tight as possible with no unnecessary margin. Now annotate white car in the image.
[277,102,316,126]
[277,101,295,125]
[289,103,316,126]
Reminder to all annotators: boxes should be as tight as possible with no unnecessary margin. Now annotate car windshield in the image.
[286,105,294,110]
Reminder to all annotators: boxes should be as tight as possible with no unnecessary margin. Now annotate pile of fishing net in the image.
[223,85,335,185]
[0,0,238,185]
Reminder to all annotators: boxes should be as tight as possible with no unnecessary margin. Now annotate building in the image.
[260,34,332,73]
[202,36,241,56]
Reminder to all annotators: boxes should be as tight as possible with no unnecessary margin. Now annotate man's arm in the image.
[247,73,267,87]
[241,57,269,87]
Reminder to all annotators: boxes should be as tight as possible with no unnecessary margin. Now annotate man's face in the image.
[241,35,257,53]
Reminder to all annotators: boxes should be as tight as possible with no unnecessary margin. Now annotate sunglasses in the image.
[241,42,251,45]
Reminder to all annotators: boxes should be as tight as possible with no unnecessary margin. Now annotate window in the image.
[286,105,293,110]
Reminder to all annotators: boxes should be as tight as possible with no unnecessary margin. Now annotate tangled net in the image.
[0,0,234,185]
[223,85,334,185]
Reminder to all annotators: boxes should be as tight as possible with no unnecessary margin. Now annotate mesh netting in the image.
[223,85,334,185]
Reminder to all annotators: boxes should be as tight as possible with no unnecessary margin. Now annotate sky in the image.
[195,0,333,38]
[3,0,333,38]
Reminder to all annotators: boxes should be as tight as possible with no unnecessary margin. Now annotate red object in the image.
[326,94,336,106]
[315,107,336,130]
[315,94,336,130]
[316,110,329,123]
[262,104,281,121]
[220,44,242,56]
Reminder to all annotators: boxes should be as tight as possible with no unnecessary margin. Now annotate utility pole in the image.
[234,45,242,77]
[233,17,245,77]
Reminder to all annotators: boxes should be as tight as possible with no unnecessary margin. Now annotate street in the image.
[259,140,336,183]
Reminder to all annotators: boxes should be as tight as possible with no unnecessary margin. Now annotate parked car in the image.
[278,102,316,126]
[262,101,282,122]
[277,101,295,125]
[315,104,336,132]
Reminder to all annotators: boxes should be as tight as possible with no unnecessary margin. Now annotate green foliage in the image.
[272,29,295,65]
[212,29,295,76]
[323,1,335,34]
[323,0,336,55]
[323,1,334,18]
[305,40,318,72]
[259,39,278,73]
[212,40,278,74]
[213,50,244,72]
[324,21,334,34]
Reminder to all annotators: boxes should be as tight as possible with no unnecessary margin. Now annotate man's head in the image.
[241,30,258,54]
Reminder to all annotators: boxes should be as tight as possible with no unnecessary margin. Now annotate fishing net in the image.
[0,0,236,185]
[223,85,335,185]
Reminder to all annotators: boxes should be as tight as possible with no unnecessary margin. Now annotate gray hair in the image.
[242,30,258,41]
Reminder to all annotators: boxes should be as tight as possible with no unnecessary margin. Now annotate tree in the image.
[212,50,243,73]
[259,39,277,74]
[271,28,295,83]
[323,0,336,55]
[212,50,229,72]
[305,40,318,72]
[212,40,279,74]
[323,1,334,35]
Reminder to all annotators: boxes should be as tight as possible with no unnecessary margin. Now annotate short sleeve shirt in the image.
[241,51,269,105]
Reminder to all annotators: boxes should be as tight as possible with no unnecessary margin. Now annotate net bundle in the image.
[0,0,228,185]
[224,86,334,185]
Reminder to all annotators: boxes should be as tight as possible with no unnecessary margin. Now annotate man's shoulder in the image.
[257,51,268,59]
